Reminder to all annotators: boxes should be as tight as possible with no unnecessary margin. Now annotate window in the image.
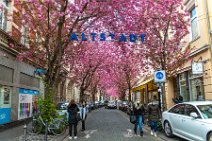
[21,26,29,47]
[185,104,201,118]
[169,104,185,115]
[197,105,212,119]
[3,87,10,104]
[0,0,9,31]
[190,7,199,40]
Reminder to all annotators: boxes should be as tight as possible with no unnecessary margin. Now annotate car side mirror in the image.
[190,112,198,119]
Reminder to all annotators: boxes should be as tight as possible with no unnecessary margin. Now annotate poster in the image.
[18,88,39,120]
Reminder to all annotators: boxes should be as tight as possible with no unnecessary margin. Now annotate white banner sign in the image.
[192,62,203,74]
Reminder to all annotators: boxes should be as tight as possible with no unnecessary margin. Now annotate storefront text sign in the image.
[70,33,146,43]
[192,62,203,74]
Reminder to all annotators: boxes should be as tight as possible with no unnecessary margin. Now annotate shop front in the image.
[132,76,158,105]
[0,86,12,124]
[178,70,205,102]
[18,88,40,120]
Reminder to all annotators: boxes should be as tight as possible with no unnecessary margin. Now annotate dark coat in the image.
[133,106,145,123]
[67,104,79,124]
[148,104,160,121]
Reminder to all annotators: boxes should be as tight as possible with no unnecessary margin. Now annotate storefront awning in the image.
[133,75,154,92]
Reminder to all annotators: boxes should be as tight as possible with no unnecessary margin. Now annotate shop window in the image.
[3,87,10,104]
[190,78,204,101]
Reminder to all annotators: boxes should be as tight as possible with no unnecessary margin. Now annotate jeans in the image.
[134,115,143,134]
[150,121,157,132]
[69,123,77,136]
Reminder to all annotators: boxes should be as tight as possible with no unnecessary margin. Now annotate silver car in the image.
[162,101,212,141]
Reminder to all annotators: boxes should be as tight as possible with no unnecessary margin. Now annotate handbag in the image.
[130,115,137,124]
[77,113,81,121]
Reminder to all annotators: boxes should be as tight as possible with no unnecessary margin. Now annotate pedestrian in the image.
[67,99,79,140]
[79,101,87,131]
[148,95,160,137]
[133,103,144,137]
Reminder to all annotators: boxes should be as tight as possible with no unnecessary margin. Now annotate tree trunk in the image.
[80,88,84,103]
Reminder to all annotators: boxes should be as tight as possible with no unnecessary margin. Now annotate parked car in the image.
[122,101,129,112]
[162,101,212,141]
[105,101,116,109]
[56,102,69,119]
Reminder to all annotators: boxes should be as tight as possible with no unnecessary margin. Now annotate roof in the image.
[183,101,212,105]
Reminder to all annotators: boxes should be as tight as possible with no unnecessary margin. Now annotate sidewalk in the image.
[118,110,182,141]
[0,120,77,141]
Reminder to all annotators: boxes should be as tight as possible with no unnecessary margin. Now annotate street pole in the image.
[23,124,27,141]
[158,84,163,112]
[44,121,48,141]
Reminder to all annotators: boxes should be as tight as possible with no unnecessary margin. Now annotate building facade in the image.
[132,0,212,109]
[0,0,43,125]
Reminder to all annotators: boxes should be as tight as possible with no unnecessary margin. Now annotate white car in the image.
[162,101,212,141]
[56,102,69,118]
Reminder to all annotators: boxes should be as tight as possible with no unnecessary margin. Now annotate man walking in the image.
[80,102,87,131]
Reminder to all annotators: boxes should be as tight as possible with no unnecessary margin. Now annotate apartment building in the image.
[0,0,44,125]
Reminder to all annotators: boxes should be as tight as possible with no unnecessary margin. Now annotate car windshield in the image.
[197,104,212,119]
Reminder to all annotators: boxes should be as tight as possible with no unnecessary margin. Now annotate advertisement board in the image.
[18,88,39,120]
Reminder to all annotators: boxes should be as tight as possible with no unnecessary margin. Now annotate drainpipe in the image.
[204,0,212,55]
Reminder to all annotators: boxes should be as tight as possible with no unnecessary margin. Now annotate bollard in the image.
[44,121,48,141]
[23,124,27,141]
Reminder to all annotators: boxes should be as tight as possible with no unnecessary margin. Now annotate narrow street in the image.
[63,108,167,141]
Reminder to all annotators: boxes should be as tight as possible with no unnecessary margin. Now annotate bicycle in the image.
[32,114,67,135]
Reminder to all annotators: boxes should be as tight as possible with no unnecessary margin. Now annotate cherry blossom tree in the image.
[12,0,131,100]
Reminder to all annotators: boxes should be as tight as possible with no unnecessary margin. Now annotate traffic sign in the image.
[154,70,166,83]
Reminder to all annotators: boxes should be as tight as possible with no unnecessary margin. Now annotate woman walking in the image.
[134,103,144,137]
[148,95,160,137]
[67,100,79,139]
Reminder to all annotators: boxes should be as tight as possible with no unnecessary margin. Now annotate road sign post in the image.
[154,70,166,112]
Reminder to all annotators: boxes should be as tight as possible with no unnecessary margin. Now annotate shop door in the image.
[0,86,12,124]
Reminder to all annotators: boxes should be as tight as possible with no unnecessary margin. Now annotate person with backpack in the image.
[148,95,160,137]
[67,100,79,139]
[133,103,145,137]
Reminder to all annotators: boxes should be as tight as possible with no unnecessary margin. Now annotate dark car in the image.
[120,101,129,112]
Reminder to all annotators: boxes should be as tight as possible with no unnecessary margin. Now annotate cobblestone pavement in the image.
[0,122,65,141]
[8,132,57,141]
[63,108,166,141]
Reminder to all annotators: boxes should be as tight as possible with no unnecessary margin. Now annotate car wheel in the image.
[207,132,212,141]
[164,121,173,137]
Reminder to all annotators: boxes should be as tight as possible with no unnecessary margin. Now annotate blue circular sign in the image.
[156,72,164,80]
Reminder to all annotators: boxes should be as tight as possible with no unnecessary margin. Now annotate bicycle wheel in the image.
[50,120,66,135]
[32,119,43,134]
